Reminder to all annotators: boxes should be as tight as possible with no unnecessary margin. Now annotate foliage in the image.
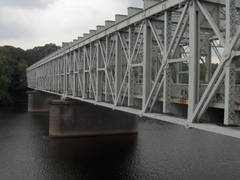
[0,47,15,104]
[0,43,60,105]
[4,46,25,62]
[25,43,60,66]
[45,96,54,104]
[171,62,218,83]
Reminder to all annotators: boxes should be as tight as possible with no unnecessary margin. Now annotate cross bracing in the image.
[27,0,240,128]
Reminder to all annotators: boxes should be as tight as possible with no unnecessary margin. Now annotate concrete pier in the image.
[49,100,138,137]
[28,91,59,112]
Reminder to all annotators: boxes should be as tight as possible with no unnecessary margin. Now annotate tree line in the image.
[0,43,60,105]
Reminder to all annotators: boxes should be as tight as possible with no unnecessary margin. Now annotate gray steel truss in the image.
[27,0,240,129]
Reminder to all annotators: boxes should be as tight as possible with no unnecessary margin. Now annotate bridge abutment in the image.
[49,100,138,137]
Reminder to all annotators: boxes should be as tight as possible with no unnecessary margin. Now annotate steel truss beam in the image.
[27,0,240,128]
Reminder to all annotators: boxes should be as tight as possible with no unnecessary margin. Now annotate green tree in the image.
[18,60,28,91]
[24,43,60,65]
[0,43,60,105]
[0,47,15,104]
[4,46,25,62]
[0,47,29,105]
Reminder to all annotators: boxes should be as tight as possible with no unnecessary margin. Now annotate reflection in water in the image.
[1,106,240,180]
[48,134,138,179]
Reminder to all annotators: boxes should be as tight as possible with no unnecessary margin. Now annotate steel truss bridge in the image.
[27,0,240,137]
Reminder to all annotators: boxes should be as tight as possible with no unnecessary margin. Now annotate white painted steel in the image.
[27,0,240,131]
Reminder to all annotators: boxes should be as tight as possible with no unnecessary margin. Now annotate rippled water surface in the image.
[1,106,240,180]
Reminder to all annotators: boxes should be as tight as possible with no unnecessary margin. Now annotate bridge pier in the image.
[49,100,138,137]
[27,91,59,112]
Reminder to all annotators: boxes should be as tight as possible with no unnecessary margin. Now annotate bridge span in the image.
[27,0,240,138]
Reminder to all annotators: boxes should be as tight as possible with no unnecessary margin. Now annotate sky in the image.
[0,0,142,50]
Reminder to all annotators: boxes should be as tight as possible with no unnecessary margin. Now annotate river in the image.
[1,106,240,180]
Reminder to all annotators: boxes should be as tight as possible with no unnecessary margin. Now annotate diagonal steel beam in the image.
[189,26,240,123]
[143,4,189,113]
[197,0,226,48]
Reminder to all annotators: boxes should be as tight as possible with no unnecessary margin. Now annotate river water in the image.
[1,106,240,180]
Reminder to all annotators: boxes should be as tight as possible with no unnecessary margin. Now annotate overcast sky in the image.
[0,0,142,50]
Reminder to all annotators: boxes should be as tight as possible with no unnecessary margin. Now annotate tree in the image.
[0,47,15,104]
[0,43,60,105]
[0,47,29,105]
[24,43,60,66]
[18,60,28,92]
[4,46,25,62]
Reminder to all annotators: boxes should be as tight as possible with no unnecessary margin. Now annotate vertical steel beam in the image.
[36,67,38,89]
[224,0,236,125]
[52,61,54,91]
[50,62,52,90]
[128,26,135,106]
[39,66,41,89]
[47,63,49,90]
[205,42,212,82]
[45,64,47,89]
[77,49,80,97]
[43,65,45,89]
[224,62,236,125]
[66,54,70,96]
[73,51,76,97]
[56,60,58,92]
[115,33,123,105]
[174,46,183,84]
[54,60,56,91]
[49,62,51,90]
[163,10,172,113]
[96,42,103,102]
[226,0,236,44]
[83,47,87,99]
[43,65,44,89]
[143,20,152,111]
[40,66,41,89]
[49,63,50,90]
[39,66,40,89]
[42,65,43,89]
[89,44,93,99]
[176,62,182,83]
[48,62,50,90]
[105,36,111,102]
[58,58,60,93]
[35,67,39,89]
[59,57,61,93]
[188,0,200,121]
[46,64,48,90]
[64,55,67,97]
[78,48,84,97]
